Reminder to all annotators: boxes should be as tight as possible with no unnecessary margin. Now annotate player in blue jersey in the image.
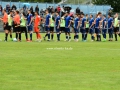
[55,12,61,41]
[108,14,113,41]
[27,10,33,41]
[81,13,86,41]
[102,15,107,42]
[73,13,80,42]
[65,12,72,42]
[95,12,102,41]
[44,9,51,41]
[89,14,95,41]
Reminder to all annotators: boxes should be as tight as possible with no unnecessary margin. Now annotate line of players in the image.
[44,11,120,42]
[0,8,41,42]
[0,8,120,42]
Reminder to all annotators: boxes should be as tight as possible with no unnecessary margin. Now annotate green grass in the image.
[0,33,120,90]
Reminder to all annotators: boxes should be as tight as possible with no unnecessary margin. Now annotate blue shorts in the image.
[27,25,33,31]
[65,28,70,33]
[81,29,86,34]
[45,26,50,31]
[108,29,113,34]
[102,29,107,34]
[74,28,79,33]
[56,26,60,33]
[90,28,94,34]
[95,28,101,34]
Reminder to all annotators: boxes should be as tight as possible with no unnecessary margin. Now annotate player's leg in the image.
[50,27,54,40]
[18,26,21,41]
[4,23,9,42]
[44,26,48,40]
[65,28,69,41]
[85,28,88,40]
[114,27,119,41]
[28,25,33,41]
[68,28,71,41]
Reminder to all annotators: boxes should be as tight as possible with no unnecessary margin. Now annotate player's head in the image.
[15,10,19,15]
[35,11,39,16]
[55,11,59,16]
[9,10,13,15]
[51,11,54,15]
[115,13,118,18]
[81,13,84,18]
[66,11,69,16]
[78,13,81,18]
[75,13,78,17]
[2,8,6,13]
[108,13,112,18]
[98,12,102,16]
[103,15,106,18]
[90,14,93,18]
[86,14,89,17]
[28,10,31,14]
[45,9,49,14]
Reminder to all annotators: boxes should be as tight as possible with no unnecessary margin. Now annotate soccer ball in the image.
[13,38,17,42]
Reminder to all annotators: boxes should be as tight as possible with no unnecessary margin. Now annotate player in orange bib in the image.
[13,10,21,41]
[0,9,8,42]
[34,11,42,42]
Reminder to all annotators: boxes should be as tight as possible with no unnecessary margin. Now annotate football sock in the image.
[19,33,21,41]
[16,33,18,39]
[5,33,8,41]
[30,33,32,40]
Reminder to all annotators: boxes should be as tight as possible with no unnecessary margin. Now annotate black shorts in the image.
[14,25,21,32]
[21,27,27,33]
[114,27,119,32]
[8,26,12,31]
[60,27,65,32]
[4,23,9,30]
[86,28,89,33]
[50,27,54,32]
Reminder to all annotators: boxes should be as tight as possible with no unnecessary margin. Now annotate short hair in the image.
[108,13,112,17]
[35,11,39,15]
[103,15,106,17]
[90,14,93,17]
[98,12,102,15]
[16,10,19,14]
[3,8,6,12]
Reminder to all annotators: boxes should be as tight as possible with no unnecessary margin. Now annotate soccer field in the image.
[0,33,120,90]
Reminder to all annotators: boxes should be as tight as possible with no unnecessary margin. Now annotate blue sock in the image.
[104,34,106,39]
[30,33,32,40]
[48,33,50,40]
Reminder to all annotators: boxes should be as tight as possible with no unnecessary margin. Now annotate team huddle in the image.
[0,8,120,42]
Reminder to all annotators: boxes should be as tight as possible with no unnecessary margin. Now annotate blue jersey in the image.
[74,17,79,28]
[65,16,71,27]
[27,14,33,25]
[89,18,94,28]
[45,14,51,26]
[108,17,113,28]
[95,17,101,28]
[81,17,86,28]
[55,16,60,26]
[103,18,107,28]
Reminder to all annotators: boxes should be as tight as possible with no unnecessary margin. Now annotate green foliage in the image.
[92,0,120,12]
